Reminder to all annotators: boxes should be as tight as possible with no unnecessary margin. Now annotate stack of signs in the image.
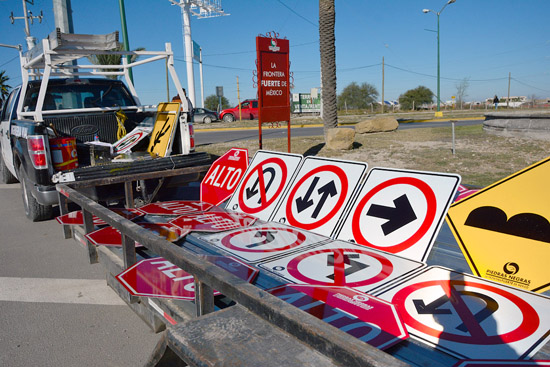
[200,148,249,206]
[270,156,367,237]
[268,284,408,350]
[169,211,257,233]
[139,200,213,216]
[447,156,550,293]
[225,150,303,221]
[56,208,145,228]
[195,222,328,264]
[116,256,259,300]
[258,239,425,295]
[336,168,460,263]
[86,222,189,247]
[376,266,550,360]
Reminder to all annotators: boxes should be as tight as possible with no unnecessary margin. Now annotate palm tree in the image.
[319,0,337,133]
[88,46,145,79]
[0,70,12,101]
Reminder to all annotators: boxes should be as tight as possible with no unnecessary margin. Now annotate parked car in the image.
[193,108,218,124]
[219,99,258,122]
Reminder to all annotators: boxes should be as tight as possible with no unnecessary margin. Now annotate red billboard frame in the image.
[256,33,291,152]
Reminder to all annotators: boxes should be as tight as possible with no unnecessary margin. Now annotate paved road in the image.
[195,119,484,146]
[0,183,159,366]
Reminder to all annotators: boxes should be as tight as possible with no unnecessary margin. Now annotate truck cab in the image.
[0,29,195,221]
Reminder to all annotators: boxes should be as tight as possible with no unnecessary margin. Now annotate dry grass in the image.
[195,124,550,187]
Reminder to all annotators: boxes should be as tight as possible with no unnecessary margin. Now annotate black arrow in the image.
[296,176,319,213]
[151,117,171,151]
[246,230,277,249]
[326,253,369,281]
[246,167,276,203]
[413,295,452,315]
[366,194,417,235]
[312,180,338,219]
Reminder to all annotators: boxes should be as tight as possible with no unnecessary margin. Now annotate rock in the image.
[355,116,398,134]
[325,128,355,150]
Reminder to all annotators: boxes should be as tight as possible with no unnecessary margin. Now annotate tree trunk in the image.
[319,0,338,133]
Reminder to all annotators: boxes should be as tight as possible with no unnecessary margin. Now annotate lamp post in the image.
[423,0,456,117]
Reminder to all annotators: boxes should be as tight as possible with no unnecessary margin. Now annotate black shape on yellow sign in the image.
[147,102,180,157]
[464,206,550,243]
[446,155,550,293]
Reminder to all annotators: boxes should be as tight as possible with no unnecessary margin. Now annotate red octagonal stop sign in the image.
[268,284,408,350]
[201,148,249,206]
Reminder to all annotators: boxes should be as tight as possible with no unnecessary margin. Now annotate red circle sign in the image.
[220,227,306,253]
[286,248,393,287]
[238,157,287,214]
[351,177,436,253]
[392,279,539,344]
[285,165,348,230]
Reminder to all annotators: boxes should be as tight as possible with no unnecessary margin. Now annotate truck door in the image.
[1,87,19,175]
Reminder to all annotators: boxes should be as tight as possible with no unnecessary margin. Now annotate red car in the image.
[219,99,258,122]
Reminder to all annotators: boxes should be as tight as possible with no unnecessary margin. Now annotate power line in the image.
[385,63,509,82]
[275,0,317,27]
[0,55,19,69]
[511,77,550,93]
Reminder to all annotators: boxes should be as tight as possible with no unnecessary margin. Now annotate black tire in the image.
[223,114,235,123]
[203,116,212,124]
[18,165,53,222]
[0,154,17,184]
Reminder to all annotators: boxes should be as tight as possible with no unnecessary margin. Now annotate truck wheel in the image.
[223,114,234,123]
[18,165,53,222]
[0,154,17,184]
[203,116,212,124]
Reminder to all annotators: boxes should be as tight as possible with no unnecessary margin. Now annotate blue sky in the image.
[1,0,549,107]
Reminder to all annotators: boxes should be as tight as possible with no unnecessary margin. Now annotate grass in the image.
[195,124,550,187]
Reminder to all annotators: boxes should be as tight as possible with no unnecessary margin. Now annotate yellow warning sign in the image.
[446,156,550,293]
[147,102,180,157]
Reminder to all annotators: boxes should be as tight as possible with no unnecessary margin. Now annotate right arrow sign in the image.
[336,167,460,263]
[366,194,417,235]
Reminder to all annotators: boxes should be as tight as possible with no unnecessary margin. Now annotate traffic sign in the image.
[200,148,249,206]
[169,211,257,232]
[377,266,550,360]
[226,150,303,221]
[268,284,408,350]
[454,361,550,367]
[258,239,425,294]
[336,167,460,262]
[446,156,550,293]
[195,223,328,263]
[86,223,189,246]
[113,126,152,154]
[56,208,145,227]
[270,157,367,237]
[116,256,258,300]
[139,200,213,216]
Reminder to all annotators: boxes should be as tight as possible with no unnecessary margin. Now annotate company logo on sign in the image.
[269,38,280,52]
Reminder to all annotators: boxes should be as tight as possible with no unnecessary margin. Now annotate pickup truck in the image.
[219,99,258,122]
[0,29,200,221]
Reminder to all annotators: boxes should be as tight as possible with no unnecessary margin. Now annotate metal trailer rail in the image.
[56,183,407,367]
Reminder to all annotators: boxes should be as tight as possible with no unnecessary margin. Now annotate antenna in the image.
[9,0,44,50]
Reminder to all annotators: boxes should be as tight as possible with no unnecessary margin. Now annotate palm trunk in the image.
[319,0,338,133]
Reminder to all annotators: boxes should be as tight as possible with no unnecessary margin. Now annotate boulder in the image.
[325,128,355,150]
[355,116,398,134]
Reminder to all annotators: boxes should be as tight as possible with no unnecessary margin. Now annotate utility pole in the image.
[381,56,385,114]
[10,0,43,50]
[118,0,134,84]
[237,75,241,121]
[52,0,75,69]
[507,72,511,109]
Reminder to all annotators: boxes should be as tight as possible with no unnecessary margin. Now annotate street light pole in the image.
[423,0,456,117]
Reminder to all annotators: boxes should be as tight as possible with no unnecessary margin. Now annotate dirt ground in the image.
[196,124,550,187]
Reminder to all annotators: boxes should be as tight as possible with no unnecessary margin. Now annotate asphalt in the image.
[193,116,485,133]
